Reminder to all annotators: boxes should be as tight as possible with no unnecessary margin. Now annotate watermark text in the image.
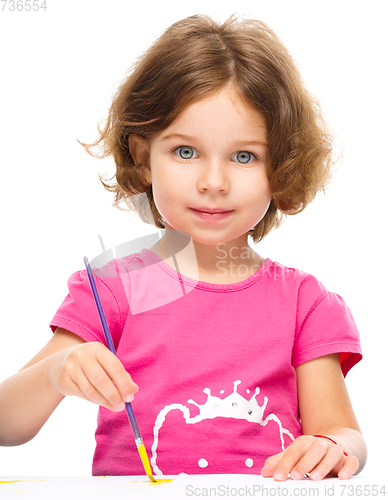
[1,0,47,11]
[186,482,387,497]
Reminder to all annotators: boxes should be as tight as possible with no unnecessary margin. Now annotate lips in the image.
[190,207,233,214]
[189,207,234,222]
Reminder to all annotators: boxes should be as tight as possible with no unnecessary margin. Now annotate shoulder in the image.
[263,260,352,333]
[84,248,155,290]
[90,248,153,279]
[264,259,329,301]
[63,251,149,313]
[265,260,356,324]
[51,252,149,344]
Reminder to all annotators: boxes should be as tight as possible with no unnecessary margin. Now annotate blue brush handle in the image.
[84,256,142,442]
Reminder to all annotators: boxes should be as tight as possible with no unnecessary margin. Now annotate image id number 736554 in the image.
[1,0,47,11]
[339,484,386,497]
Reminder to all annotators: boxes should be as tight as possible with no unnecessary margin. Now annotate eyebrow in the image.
[161,133,267,147]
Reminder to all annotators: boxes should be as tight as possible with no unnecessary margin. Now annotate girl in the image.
[0,14,366,481]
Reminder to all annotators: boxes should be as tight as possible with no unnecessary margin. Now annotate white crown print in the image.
[151,380,295,475]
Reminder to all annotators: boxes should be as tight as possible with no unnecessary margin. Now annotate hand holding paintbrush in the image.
[84,256,161,483]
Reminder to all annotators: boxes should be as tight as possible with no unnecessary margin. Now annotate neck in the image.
[155,229,264,284]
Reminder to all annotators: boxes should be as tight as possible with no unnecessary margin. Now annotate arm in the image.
[261,353,367,481]
[0,327,138,446]
[0,328,84,446]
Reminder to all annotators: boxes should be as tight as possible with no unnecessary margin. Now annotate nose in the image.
[196,158,230,193]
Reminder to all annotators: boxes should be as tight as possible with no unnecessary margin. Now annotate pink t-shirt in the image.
[50,250,362,476]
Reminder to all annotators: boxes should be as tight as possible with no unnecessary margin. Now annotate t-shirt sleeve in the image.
[292,275,362,377]
[49,269,128,350]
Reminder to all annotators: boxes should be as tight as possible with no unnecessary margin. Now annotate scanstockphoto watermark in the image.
[186,483,388,497]
[215,243,309,280]
[1,0,47,11]
[186,483,318,497]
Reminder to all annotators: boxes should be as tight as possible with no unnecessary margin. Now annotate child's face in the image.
[130,85,272,246]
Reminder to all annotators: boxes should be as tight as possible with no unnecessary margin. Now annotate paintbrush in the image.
[84,256,157,483]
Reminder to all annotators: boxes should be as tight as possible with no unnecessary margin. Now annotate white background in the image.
[0,0,387,479]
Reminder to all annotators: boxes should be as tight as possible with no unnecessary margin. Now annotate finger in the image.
[260,453,284,478]
[95,348,139,403]
[81,359,127,411]
[272,444,315,481]
[78,368,125,411]
[338,455,359,480]
[62,370,116,410]
[290,439,329,480]
[309,444,346,480]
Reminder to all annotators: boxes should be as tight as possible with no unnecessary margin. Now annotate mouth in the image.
[189,207,234,222]
[190,207,233,214]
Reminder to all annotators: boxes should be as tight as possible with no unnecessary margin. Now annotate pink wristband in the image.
[313,435,348,456]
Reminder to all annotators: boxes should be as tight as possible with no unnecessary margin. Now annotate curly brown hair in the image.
[78,14,338,243]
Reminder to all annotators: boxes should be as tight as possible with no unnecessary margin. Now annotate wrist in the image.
[41,351,67,399]
[309,428,366,475]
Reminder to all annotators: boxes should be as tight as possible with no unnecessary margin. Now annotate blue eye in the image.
[174,146,197,159]
[233,151,255,164]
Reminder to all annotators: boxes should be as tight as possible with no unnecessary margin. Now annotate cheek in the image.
[240,176,272,228]
[258,170,272,203]
[245,175,272,210]
[253,194,272,226]
[150,174,168,216]
[148,156,167,213]
[262,185,273,212]
[150,167,185,222]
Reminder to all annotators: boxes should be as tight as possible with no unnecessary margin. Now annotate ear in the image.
[128,135,152,184]
[128,135,150,165]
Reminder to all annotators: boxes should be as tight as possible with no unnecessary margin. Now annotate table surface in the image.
[0,473,385,499]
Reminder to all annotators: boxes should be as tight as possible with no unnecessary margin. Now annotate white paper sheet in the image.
[0,473,383,499]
